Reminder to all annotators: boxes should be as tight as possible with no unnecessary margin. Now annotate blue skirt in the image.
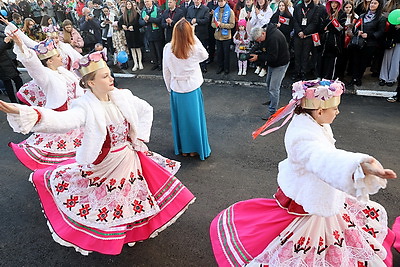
[170,88,211,160]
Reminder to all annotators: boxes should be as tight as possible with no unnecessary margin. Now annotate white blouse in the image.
[162,36,208,93]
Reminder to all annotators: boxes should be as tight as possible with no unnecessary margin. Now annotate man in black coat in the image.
[206,0,218,64]
[161,0,184,43]
[186,0,210,72]
[180,0,194,16]
[79,7,102,51]
[140,0,164,70]
[249,24,290,118]
[292,0,319,80]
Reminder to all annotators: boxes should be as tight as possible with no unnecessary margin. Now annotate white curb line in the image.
[17,68,394,97]
[356,90,394,98]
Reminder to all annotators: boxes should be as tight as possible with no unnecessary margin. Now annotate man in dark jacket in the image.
[292,0,319,80]
[206,0,218,64]
[249,24,290,118]
[140,0,164,70]
[161,0,184,43]
[79,7,102,51]
[186,0,210,72]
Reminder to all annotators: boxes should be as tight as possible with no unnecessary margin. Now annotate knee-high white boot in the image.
[131,48,138,71]
[242,60,247,76]
[136,48,143,70]
[238,60,243,75]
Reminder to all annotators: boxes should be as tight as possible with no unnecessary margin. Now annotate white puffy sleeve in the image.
[286,125,387,201]
[7,102,86,135]
[192,35,209,62]
[162,44,172,92]
[5,23,39,48]
[13,42,51,94]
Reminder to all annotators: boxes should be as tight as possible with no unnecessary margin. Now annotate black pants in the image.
[351,45,376,82]
[149,40,163,66]
[208,27,216,59]
[216,39,231,72]
[2,76,23,103]
[102,37,114,55]
[199,37,208,70]
[293,36,313,75]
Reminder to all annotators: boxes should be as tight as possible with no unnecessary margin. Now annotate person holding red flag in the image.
[270,0,293,45]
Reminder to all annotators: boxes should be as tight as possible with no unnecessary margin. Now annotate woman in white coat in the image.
[162,18,211,160]
[210,79,397,266]
[0,51,195,255]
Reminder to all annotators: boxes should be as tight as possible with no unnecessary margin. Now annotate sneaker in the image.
[379,80,386,86]
[238,70,242,76]
[254,66,261,74]
[258,68,267,77]
[387,96,398,103]
[242,70,247,76]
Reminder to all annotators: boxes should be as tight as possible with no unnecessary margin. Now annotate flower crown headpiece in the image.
[292,79,344,109]
[42,24,60,36]
[252,79,345,139]
[72,50,108,77]
[32,39,59,60]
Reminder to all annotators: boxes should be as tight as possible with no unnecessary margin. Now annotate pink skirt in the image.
[31,151,194,255]
[9,128,83,170]
[392,216,400,253]
[210,197,394,266]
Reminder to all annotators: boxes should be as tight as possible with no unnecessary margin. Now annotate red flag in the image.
[331,18,343,31]
[279,16,288,25]
[355,18,362,29]
[312,33,321,46]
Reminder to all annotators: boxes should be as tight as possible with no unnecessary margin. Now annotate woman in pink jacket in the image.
[59,19,84,53]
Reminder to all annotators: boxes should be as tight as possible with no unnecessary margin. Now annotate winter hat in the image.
[238,19,246,27]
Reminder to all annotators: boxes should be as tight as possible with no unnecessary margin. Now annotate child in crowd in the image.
[233,19,251,76]
[337,0,358,78]
[11,13,23,29]
[111,21,129,69]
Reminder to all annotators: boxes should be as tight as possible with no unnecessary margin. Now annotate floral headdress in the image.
[252,79,345,138]
[72,50,108,77]
[32,39,59,60]
[42,24,60,37]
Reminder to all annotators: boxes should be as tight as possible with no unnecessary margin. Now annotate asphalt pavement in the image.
[0,68,399,266]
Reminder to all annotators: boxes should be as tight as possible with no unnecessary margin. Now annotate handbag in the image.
[349,35,366,49]
[348,18,366,49]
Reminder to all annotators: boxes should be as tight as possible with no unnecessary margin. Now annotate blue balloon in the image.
[0,9,7,17]
[117,51,128,64]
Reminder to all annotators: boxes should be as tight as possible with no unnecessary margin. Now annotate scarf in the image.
[245,4,252,13]
[214,4,231,36]
[363,10,376,23]
[142,5,159,30]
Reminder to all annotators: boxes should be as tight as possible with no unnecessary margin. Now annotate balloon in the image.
[0,9,7,17]
[117,51,128,64]
[388,9,400,25]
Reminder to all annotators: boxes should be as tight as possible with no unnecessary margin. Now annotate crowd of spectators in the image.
[1,0,400,102]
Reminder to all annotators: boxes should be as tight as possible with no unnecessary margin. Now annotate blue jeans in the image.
[265,63,289,114]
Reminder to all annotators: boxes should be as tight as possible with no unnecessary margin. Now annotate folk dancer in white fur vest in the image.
[1,17,83,107]
[0,50,195,255]
[210,79,397,267]
[3,29,85,170]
